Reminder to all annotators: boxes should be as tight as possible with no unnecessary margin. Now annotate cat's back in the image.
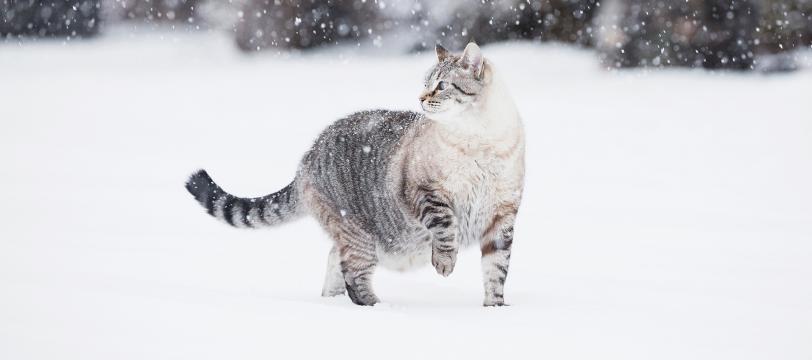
[303,109,423,168]
[299,110,424,234]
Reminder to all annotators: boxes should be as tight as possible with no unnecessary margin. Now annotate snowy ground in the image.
[1,30,811,360]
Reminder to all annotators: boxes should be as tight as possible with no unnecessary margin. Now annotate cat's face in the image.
[419,43,486,120]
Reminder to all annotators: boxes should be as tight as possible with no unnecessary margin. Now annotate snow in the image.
[1,31,811,359]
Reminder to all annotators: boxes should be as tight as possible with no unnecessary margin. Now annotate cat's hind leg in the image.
[336,227,379,306]
[321,245,346,297]
[315,210,380,305]
[305,187,379,306]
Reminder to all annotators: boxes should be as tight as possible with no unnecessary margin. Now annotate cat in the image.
[185,43,525,306]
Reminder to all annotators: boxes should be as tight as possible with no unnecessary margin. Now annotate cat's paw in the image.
[348,291,380,306]
[483,294,507,307]
[432,251,456,277]
[345,283,379,306]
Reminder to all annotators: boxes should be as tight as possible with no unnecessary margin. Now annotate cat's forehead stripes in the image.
[426,58,460,84]
[434,59,458,77]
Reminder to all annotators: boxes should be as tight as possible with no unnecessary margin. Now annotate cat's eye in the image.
[437,81,448,91]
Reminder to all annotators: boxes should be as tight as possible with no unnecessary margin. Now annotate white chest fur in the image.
[425,67,525,244]
[447,141,524,246]
[378,64,525,271]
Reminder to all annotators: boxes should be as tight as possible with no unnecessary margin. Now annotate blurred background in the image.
[2,0,811,70]
[2,1,811,360]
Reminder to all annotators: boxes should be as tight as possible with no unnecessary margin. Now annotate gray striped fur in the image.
[185,170,302,228]
[185,43,525,306]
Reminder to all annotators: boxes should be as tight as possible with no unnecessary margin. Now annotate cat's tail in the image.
[185,169,303,228]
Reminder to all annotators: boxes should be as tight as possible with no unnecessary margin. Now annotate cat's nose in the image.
[418,92,429,102]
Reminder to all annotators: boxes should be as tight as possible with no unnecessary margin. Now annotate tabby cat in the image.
[186,43,525,306]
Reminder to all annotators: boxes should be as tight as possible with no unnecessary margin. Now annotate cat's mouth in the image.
[421,100,445,113]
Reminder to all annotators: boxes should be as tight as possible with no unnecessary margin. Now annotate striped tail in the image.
[185,169,302,228]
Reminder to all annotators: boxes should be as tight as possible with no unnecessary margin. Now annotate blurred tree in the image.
[759,0,812,52]
[1,0,100,37]
[103,0,199,23]
[232,0,599,52]
[595,0,759,70]
[410,0,600,51]
[234,0,383,51]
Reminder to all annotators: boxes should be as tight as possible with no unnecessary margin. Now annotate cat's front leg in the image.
[480,211,516,306]
[415,187,458,277]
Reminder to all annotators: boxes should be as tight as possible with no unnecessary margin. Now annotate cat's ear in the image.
[435,44,450,62]
[460,42,484,78]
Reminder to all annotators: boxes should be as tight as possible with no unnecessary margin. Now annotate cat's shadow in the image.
[253,289,539,310]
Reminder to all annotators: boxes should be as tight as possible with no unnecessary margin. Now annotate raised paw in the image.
[432,250,457,277]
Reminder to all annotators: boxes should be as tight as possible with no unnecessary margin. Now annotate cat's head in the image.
[419,42,487,119]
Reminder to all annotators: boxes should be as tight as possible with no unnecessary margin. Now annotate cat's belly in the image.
[374,221,484,271]
[375,228,432,271]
